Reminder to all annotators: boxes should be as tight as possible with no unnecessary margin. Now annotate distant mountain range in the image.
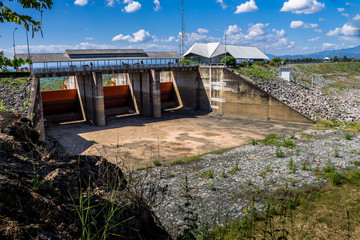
[267,45,360,60]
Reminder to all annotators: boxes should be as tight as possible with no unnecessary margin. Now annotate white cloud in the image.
[342,13,349,18]
[184,32,220,46]
[353,14,360,21]
[272,29,286,37]
[122,0,141,13]
[290,21,318,29]
[223,23,295,50]
[323,43,336,49]
[197,28,209,34]
[153,36,176,43]
[85,37,93,40]
[225,25,242,35]
[337,8,345,12]
[326,24,360,37]
[308,36,320,41]
[74,0,88,6]
[345,2,353,5]
[319,18,326,21]
[112,29,151,42]
[216,0,228,9]
[106,0,120,7]
[290,21,304,29]
[280,0,325,14]
[153,0,161,11]
[235,0,258,14]
[246,23,269,39]
[314,29,322,33]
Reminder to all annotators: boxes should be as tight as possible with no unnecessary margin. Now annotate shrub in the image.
[153,159,161,166]
[221,56,237,67]
[261,134,280,145]
[282,138,296,149]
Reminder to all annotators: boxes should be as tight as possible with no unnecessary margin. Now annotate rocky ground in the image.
[239,66,360,122]
[0,77,32,114]
[0,111,170,240]
[134,130,360,237]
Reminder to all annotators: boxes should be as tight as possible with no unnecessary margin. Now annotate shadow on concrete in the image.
[45,109,210,156]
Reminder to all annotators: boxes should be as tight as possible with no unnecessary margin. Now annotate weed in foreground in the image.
[265,165,272,173]
[288,157,296,174]
[177,176,199,240]
[220,168,227,178]
[352,161,360,166]
[345,132,352,140]
[201,169,215,179]
[276,148,284,158]
[153,159,162,166]
[282,138,296,149]
[230,161,240,175]
[261,134,279,145]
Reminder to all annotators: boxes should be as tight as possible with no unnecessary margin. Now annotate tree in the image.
[334,56,338,62]
[270,57,281,67]
[0,0,53,34]
[0,0,53,70]
[221,55,237,67]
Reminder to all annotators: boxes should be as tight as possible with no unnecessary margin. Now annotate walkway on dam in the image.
[46,111,313,170]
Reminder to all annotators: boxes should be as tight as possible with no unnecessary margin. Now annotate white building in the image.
[183,42,269,63]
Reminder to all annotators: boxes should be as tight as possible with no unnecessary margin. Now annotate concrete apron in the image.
[46,112,313,170]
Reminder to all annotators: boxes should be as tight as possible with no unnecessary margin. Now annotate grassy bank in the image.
[205,169,360,239]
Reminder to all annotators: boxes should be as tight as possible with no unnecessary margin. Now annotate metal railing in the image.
[32,63,199,74]
[199,63,226,68]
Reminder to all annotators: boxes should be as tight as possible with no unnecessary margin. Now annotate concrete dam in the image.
[20,49,313,166]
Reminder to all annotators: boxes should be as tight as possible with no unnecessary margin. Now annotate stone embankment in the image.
[134,130,360,237]
[242,69,360,122]
[0,77,32,114]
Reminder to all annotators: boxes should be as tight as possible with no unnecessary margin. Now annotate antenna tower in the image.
[180,0,185,55]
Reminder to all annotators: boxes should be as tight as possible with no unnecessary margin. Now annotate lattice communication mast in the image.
[180,0,186,55]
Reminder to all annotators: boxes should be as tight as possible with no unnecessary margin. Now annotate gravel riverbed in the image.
[132,130,360,237]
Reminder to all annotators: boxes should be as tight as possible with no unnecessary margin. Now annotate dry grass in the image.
[207,170,360,239]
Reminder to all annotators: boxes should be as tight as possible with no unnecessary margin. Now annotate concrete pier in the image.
[75,73,105,126]
[151,70,162,118]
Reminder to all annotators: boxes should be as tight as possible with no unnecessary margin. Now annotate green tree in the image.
[221,55,237,67]
[180,59,191,64]
[270,57,281,67]
[0,0,53,70]
[334,56,338,62]
[0,0,53,34]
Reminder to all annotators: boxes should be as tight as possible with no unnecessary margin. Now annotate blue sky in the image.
[1,0,360,57]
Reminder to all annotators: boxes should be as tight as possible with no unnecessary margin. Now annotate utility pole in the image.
[26,30,32,72]
[180,0,185,55]
[224,32,227,67]
[13,28,17,57]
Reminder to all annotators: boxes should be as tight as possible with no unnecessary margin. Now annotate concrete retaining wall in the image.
[199,67,314,123]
